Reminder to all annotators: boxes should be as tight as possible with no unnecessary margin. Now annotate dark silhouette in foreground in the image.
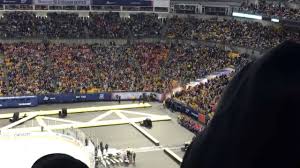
[181,40,300,168]
[32,153,88,168]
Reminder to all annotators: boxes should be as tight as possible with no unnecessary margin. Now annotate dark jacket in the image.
[181,40,300,168]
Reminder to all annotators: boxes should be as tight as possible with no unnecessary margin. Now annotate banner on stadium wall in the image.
[92,0,151,6]
[92,0,169,7]
[0,0,32,4]
[185,68,234,90]
[37,93,111,104]
[34,0,90,5]
[111,92,162,101]
[0,92,164,108]
[0,96,38,108]
[185,107,199,119]
[153,0,169,7]
[167,99,199,120]
[206,67,235,80]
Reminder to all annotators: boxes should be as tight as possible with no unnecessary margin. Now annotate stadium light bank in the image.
[232,12,262,20]
[271,18,280,23]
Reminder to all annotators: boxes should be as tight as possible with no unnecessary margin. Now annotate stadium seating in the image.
[0,10,298,126]
[1,42,250,96]
[239,1,300,21]
[0,12,298,49]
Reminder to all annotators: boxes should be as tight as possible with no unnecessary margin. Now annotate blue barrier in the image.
[0,93,111,108]
[92,0,153,6]
[0,92,159,108]
[37,93,111,104]
[112,92,163,102]
[0,0,32,4]
[166,99,199,120]
[0,96,38,108]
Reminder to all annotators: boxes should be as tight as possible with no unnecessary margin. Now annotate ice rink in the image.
[0,101,194,168]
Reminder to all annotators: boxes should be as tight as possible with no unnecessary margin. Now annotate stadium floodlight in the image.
[232,12,262,20]
[271,18,280,23]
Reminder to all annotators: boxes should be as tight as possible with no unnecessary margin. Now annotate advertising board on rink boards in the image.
[0,92,162,108]
[92,0,169,7]
[153,0,169,8]
[0,0,32,4]
[0,96,38,108]
[34,0,90,5]
[37,93,111,104]
[111,92,163,101]
[0,0,169,6]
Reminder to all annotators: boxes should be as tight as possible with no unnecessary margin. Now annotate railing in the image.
[54,128,98,168]
[0,5,170,13]
[54,128,96,168]
[53,128,87,147]
[0,92,163,108]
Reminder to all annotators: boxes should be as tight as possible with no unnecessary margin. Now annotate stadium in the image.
[0,0,299,167]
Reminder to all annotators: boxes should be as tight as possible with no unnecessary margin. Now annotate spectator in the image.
[2,42,251,97]
[240,1,300,21]
[0,12,297,50]
[181,40,300,168]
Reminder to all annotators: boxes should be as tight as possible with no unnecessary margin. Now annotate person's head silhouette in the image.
[32,154,88,168]
[181,40,300,168]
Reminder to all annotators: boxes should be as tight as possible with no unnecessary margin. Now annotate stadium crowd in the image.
[174,74,232,116]
[128,42,169,93]
[0,10,297,132]
[163,43,250,84]
[1,42,250,96]
[91,44,142,92]
[166,16,296,49]
[167,52,249,126]
[240,1,300,21]
[126,13,163,37]
[89,13,129,38]
[0,12,298,49]
[0,66,4,96]
[4,43,139,95]
[178,114,204,134]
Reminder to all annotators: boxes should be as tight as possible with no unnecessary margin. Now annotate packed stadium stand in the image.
[0,0,298,167]
[0,7,298,120]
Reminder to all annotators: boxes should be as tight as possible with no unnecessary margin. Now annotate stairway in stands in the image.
[0,51,7,96]
[160,17,171,39]
[126,45,145,91]
[159,43,175,81]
